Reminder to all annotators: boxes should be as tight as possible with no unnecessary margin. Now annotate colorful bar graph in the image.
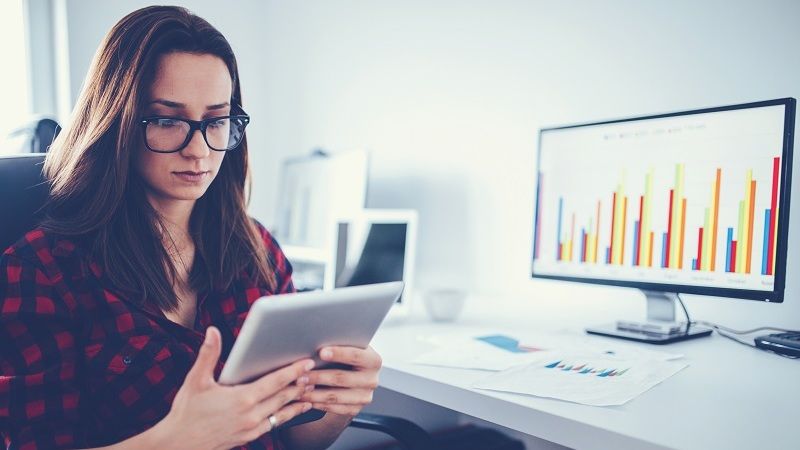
[545,360,630,378]
[539,156,782,281]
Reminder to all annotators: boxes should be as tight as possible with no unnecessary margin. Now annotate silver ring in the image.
[268,414,279,429]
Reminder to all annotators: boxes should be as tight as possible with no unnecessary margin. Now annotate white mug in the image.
[424,288,467,322]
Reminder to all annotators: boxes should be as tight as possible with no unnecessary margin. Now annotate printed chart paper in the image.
[473,352,688,406]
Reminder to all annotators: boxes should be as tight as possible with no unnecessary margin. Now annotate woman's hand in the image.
[152,326,316,450]
[300,346,382,416]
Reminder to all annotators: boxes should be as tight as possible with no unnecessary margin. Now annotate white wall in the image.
[60,0,800,333]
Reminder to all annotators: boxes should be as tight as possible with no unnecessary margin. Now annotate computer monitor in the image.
[326,209,417,316]
[531,98,796,343]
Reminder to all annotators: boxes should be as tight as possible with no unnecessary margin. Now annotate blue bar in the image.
[632,221,640,266]
[556,198,563,260]
[606,247,611,264]
[579,228,585,262]
[762,209,770,275]
[692,258,697,270]
[662,232,668,268]
[725,227,733,272]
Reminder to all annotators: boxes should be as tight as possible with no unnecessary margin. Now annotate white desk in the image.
[371,292,799,450]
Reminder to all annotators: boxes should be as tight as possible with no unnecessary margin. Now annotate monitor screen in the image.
[334,222,409,303]
[532,98,795,302]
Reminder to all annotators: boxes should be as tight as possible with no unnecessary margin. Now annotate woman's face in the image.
[134,52,232,207]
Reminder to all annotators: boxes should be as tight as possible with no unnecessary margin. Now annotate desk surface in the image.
[371,293,799,450]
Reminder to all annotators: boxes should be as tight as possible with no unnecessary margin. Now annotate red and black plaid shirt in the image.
[0,222,295,450]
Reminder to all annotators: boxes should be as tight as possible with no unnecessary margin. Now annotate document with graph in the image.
[472,351,687,406]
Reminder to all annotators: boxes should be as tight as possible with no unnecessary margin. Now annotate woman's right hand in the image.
[152,326,315,450]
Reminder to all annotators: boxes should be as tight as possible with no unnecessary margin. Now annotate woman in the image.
[0,6,381,450]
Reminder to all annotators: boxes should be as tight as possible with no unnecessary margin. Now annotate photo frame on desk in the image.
[325,209,418,317]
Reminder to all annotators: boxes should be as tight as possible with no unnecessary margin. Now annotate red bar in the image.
[609,192,617,263]
[558,243,563,261]
[665,189,674,268]
[730,241,738,273]
[636,195,644,266]
[582,232,588,262]
[696,227,704,270]
[767,157,780,275]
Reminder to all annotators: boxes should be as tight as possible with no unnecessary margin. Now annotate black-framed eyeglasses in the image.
[139,110,250,153]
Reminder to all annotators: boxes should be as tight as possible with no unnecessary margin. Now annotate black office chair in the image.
[0,153,438,450]
[3,116,61,154]
[0,154,51,252]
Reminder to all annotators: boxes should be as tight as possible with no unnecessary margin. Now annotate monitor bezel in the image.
[325,209,418,315]
[531,97,796,303]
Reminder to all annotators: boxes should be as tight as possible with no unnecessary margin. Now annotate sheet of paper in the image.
[411,336,550,371]
[472,352,688,406]
[409,330,682,372]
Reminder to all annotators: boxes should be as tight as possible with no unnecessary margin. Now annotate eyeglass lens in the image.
[145,117,247,152]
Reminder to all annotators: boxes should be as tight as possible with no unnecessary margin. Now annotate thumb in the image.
[185,325,222,389]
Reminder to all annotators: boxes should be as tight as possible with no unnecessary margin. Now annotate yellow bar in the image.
[710,168,721,271]
[612,182,625,265]
[670,164,684,268]
[641,170,653,269]
[702,174,717,271]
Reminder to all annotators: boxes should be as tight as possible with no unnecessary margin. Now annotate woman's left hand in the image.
[299,346,382,416]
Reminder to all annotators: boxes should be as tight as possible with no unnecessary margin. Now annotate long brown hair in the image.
[42,6,275,312]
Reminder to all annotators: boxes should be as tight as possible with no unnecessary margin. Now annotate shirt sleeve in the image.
[0,253,85,450]
[253,220,296,295]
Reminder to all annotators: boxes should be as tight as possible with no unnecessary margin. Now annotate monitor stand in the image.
[586,290,713,344]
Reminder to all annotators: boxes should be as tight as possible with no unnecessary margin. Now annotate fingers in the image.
[238,359,315,403]
[300,387,373,406]
[320,346,382,370]
[242,399,313,442]
[185,326,222,389]
[306,368,379,389]
[253,382,314,419]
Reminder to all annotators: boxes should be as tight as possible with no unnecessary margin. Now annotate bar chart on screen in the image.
[533,104,788,292]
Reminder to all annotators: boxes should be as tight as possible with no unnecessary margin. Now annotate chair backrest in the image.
[0,154,49,252]
[3,117,61,154]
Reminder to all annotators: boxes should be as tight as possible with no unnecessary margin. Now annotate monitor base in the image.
[586,323,713,344]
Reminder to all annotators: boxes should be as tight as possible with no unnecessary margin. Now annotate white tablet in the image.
[218,281,403,386]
